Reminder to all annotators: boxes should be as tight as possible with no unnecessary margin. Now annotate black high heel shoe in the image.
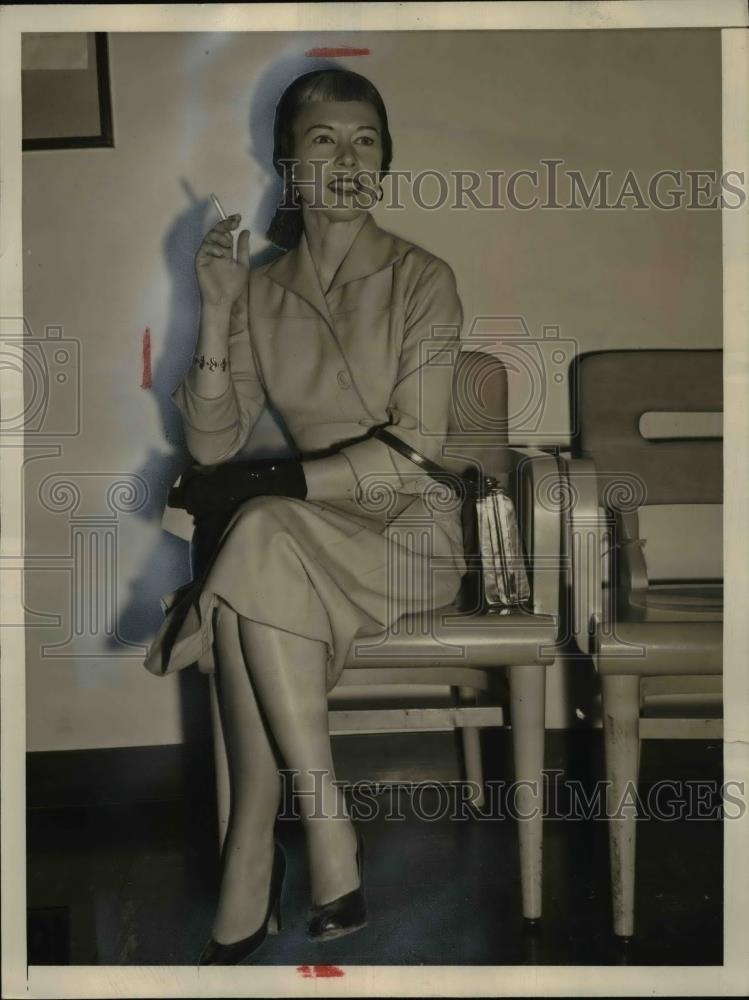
[307,828,367,942]
[198,841,286,966]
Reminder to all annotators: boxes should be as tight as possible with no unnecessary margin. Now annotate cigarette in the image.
[210,193,227,220]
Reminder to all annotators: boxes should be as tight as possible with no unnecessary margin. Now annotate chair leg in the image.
[457,686,485,808]
[208,672,230,854]
[601,673,641,939]
[509,664,546,922]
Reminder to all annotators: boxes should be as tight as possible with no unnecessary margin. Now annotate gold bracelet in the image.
[192,354,228,373]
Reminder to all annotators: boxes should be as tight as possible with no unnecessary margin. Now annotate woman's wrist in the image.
[199,297,233,321]
[187,302,234,396]
[302,454,356,501]
[198,301,233,343]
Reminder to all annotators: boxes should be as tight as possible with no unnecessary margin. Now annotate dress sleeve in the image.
[171,294,267,466]
[303,255,462,501]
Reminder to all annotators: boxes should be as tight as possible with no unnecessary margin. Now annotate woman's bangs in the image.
[299,72,378,106]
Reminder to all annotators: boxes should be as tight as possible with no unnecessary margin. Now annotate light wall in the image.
[22,29,722,750]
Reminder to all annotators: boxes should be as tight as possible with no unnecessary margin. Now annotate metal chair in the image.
[209,351,564,922]
[563,348,723,938]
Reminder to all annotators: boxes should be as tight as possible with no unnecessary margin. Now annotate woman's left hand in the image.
[173,460,308,518]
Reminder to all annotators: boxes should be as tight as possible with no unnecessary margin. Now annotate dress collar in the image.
[265,213,408,326]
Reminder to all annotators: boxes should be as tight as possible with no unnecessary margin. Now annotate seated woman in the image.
[144,67,466,965]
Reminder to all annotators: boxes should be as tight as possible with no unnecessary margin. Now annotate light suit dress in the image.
[143,213,467,691]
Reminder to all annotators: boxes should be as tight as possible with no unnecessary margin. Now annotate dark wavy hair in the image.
[266,69,393,251]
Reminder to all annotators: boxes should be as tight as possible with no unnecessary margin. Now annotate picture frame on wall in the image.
[21,31,113,150]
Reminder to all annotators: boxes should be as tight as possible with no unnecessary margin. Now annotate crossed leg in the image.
[211,596,359,945]
[210,597,281,944]
[236,612,359,906]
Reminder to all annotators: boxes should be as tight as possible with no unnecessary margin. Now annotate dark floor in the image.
[26,731,723,966]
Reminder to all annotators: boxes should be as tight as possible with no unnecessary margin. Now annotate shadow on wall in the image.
[113,53,343,738]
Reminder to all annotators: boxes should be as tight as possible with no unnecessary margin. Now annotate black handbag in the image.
[371,426,531,614]
[168,456,296,579]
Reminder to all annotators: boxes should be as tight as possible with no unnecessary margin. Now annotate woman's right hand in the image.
[195,215,251,310]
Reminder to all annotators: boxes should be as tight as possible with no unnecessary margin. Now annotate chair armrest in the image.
[507,448,563,619]
[614,510,649,610]
[560,456,608,656]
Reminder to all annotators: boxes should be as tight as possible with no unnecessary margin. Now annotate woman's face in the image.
[290,100,384,220]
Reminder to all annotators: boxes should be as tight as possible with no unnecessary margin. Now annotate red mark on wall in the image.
[141,328,152,389]
[297,965,345,978]
[305,47,370,57]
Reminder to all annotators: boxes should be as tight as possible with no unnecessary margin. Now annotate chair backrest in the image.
[441,350,512,481]
[571,349,722,509]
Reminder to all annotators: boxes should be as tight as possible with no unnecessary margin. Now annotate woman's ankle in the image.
[212,833,276,943]
[304,817,360,905]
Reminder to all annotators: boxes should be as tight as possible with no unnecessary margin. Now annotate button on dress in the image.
[143,213,467,691]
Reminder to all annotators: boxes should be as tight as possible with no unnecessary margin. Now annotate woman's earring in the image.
[376,182,384,203]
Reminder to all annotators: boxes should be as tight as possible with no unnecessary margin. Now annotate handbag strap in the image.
[371,425,465,490]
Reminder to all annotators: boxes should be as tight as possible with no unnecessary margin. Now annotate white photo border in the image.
[1,3,748,997]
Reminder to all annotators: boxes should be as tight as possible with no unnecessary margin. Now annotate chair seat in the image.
[640,673,723,717]
[623,582,723,622]
[595,580,723,674]
[594,615,722,676]
[344,603,557,670]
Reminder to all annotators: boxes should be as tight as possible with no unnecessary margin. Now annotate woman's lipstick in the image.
[328,176,360,193]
